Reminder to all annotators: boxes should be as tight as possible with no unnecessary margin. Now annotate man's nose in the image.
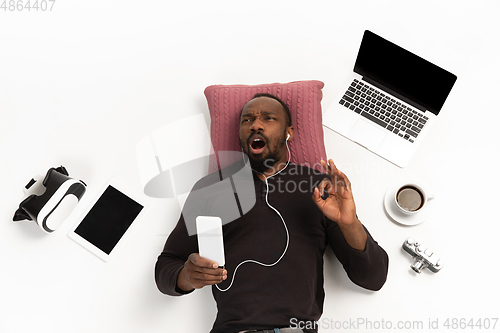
[250,119,264,132]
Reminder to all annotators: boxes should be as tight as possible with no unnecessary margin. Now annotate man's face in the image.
[238,97,291,174]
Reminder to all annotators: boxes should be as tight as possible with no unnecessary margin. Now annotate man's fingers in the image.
[312,187,324,203]
[327,159,339,173]
[336,171,352,193]
[189,272,227,286]
[320,160,329,176]
[185,254,227,289]
[189,253,219,269]
[316,178,331,193]
[333,173,349,190]
[192,265,226,277]
[321,159,347,184]
[317,173,350,196]
[321,159,352,193]
[312,188,328,214]
[189,255,225,275]
[321,159,339,175]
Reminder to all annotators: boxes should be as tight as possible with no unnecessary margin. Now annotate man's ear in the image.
[286,126,295,141]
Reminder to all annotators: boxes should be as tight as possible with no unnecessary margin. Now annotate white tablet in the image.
[68,177,147,262]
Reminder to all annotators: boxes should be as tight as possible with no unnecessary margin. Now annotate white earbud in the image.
[286,134,290,141]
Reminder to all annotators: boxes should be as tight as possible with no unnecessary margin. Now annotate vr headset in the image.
[13,166,86,233]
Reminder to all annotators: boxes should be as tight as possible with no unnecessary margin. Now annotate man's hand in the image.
[177,253,227,292]
[312,159,357,226]
[312,159,367,251]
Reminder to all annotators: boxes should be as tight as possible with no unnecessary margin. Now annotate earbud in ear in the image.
[286,134,290,141]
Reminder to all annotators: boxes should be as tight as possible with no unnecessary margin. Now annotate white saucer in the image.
[383,183,435,226]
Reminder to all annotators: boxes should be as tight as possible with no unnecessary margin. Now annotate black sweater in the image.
[155,162,389,333]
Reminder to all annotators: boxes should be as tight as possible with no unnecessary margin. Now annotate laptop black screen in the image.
[354,30,457,115]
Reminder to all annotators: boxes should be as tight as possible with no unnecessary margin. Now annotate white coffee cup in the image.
[394,183,434,215]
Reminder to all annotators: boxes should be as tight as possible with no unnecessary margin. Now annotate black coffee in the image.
[396,186,424,212]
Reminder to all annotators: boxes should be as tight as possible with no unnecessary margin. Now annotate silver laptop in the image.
[323,30,457,167]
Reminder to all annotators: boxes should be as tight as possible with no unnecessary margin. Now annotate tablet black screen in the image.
[74,185,143,255]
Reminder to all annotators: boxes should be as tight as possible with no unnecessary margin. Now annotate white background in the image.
[1,1,499,332]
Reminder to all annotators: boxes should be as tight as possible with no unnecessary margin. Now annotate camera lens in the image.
[411,259,428,273]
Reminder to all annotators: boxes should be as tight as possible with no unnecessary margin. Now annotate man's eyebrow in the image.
[241,110,278,118]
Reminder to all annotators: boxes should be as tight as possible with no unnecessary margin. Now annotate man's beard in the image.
[240,132,286,174]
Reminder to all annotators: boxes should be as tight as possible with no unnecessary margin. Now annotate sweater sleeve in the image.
[326,219,389,291]
[154,214,197,296]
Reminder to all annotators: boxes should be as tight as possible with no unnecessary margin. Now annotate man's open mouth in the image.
[249,136,267,155]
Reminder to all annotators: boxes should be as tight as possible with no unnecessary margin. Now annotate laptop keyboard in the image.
[339,79,428,143]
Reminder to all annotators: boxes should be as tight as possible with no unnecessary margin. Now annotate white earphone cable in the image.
[216,135,291,292]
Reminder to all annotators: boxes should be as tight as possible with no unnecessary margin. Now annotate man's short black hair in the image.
[245,93,292,127]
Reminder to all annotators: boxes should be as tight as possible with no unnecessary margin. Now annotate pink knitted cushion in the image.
[204,80,327,173]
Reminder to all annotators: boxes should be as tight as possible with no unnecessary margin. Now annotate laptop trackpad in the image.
[348,119,387,151]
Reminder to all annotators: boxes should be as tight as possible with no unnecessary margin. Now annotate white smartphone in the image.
[196,216,225,267]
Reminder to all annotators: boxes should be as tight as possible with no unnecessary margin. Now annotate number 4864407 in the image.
[1,0,56,11]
